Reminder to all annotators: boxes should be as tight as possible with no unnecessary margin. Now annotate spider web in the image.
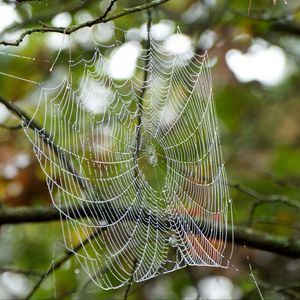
[22,25,233,290]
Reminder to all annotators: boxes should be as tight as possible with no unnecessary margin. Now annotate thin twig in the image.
[123,259,138,300]
[248,198,300,227]
[248,0,253,16]
[135,8,152,157]
[101,0,118,19]
[248,259,264,300]
[0,0,169,46]
[133,8,152,203]
[123,280,133,300]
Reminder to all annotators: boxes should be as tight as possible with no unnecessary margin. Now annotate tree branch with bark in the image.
[0,0,169,46]
[1,204,300,259]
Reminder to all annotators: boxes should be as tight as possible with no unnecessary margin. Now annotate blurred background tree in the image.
[0,0,300,299]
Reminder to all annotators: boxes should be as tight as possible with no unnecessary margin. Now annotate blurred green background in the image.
[0,0,300,299]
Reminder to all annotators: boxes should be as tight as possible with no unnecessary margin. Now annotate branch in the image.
[133,8,151,193]
[0,96,86,190]
[135,8,151,157]
[272,22,300,36]
[1,205,300,259]
[230,183,300,226]
[230,183,300,206]
[248,197,300,227]
[0,205,85,225]
[0,0,169,46]
[234,226,300,259]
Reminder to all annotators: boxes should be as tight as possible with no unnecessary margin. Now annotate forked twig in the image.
[229,183,300,227]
